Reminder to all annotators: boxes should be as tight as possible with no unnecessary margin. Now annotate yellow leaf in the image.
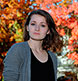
[9,23,13,28]
[14,34,18,38]
[1,28,7,35]
[17,12,22,17]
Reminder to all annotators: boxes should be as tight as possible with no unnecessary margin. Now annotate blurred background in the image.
[0,0,78,81]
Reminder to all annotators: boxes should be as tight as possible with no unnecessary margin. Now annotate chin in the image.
[30,37,44,41]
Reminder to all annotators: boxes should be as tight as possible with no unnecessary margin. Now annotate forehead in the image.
[30,14,47,23]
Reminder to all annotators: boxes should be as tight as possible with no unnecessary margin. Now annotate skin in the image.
[27,14,50,63]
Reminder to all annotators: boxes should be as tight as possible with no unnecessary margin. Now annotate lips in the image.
[33,32,40,35]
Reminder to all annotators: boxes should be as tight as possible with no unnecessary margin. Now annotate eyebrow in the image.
[30,21,47,24]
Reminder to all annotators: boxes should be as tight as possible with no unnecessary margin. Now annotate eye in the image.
[31,23,35,25]
[41,25,46,27]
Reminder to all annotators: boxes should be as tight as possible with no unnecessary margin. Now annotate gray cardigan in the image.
[3,42,57,81]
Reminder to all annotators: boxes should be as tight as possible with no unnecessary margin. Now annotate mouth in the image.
[33,32,40,35]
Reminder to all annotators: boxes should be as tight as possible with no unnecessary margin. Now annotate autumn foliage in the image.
[0,0,78,80]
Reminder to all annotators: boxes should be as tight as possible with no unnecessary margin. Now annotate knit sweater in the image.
[3,42,57,81]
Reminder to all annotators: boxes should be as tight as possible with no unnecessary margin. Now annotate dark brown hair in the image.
[23,9,63,52]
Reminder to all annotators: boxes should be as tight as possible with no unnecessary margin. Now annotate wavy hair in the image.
[23,9,63,52]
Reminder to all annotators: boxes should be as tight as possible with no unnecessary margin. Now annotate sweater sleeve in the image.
[3,43,24,81]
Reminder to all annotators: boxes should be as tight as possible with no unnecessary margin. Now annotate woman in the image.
[3,9,63,81]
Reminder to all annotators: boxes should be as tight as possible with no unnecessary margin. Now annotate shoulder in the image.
[48,50,57,59]
[5,42,29,60]
[11,41,28,49]
[8,42,29,52]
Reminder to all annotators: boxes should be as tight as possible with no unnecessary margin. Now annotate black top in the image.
[31,49,55,81]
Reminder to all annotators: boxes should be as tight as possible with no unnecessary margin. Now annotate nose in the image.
[35,25,40,31]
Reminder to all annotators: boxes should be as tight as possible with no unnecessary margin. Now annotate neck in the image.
[27,38,43,51]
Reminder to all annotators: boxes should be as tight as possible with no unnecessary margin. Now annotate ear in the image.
[26,26,29,31]
[47,30,50,34]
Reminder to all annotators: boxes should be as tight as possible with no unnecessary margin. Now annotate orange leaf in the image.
[10,36,14,42]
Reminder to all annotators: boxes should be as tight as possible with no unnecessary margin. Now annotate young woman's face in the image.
[27,14,50,41]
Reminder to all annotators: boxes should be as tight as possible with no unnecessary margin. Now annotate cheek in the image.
[41,31,48,37]
[29,28,35,35]
[28,26,34,32]
[41,29,49,34]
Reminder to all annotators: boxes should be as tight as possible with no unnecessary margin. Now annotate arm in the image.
[3,43,23,81]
